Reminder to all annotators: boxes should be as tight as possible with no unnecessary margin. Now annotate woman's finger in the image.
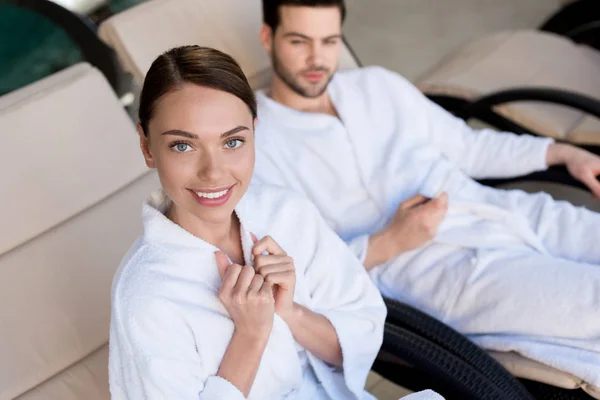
[263,270,295,288]
[259,280,274,298]
[247,274,265,294]
[256,262,295,277]
[252,235,286,257]
[233,265,256,293]
[220,263,243,294]
[215,251,231,280]
[254,254,292,269]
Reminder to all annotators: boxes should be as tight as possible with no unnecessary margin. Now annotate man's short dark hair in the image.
[262,0,346,32]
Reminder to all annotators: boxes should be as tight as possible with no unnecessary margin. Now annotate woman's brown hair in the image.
[138,45,257,135]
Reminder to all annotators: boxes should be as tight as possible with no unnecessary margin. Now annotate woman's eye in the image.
[172,143,192,152]
[225,139,243,149]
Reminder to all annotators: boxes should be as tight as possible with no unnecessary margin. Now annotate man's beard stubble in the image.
[271,50,335,99]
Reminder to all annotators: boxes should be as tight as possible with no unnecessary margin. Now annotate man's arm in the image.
[382,68,600,197]
[380,68,554,179]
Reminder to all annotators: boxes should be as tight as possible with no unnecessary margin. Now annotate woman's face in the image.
[140,83,255,226]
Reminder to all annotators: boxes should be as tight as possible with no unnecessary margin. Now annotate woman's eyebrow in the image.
[160,130,198,139]
[221,126,249,138]
[160,126,249,139]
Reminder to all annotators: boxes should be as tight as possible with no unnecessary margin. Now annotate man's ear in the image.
[138,124,156,169]
[260,24,273,53]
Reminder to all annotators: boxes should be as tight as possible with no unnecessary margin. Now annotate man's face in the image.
[267,6,343,98]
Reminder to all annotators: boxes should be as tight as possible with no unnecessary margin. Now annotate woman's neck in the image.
[167,205,244,264]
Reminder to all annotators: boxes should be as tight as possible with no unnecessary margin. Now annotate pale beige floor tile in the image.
[366,371,385,390]
[368,378,414,400]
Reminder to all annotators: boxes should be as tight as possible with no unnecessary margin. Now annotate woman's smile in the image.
[188,184,235,207]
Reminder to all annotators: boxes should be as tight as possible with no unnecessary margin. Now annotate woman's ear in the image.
[260,24,273,53]
[138,124,156,169]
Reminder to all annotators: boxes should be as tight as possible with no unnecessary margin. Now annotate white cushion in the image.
[0,63,146,255]
[98,0,359,88]
[0,63,158,399]
[417,30,600,145]
[490,351,600,399]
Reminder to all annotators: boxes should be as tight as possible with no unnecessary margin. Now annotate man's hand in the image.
[364,193,448,269]
[547,143,600,198]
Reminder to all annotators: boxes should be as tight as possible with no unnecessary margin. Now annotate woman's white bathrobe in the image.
[108,185,387,399]
[252,67,600,386]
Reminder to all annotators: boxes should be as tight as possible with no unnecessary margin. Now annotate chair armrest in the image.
[540,0,600,46]
[458,87,600,122]
[376,322,533,399]
[383,298,534,400]
[478,166,592,192]
[426,89,600,192]
[342,35,363,68]
[427,90,600,151]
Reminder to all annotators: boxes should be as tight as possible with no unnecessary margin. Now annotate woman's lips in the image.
[188,185,234,207]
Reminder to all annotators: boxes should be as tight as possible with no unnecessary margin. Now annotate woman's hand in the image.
[251,234,296,322]
[215,251,275,342]
[251,235,342,366]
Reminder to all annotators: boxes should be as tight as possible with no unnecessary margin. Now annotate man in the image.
[253,0,600,387]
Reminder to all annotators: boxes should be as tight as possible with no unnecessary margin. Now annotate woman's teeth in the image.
[195,189,229,199]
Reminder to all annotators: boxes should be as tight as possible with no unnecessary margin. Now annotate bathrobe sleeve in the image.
[345,234,370,265]
[110,295,245,400]
[296,197,387,398]
[377,68,554,179]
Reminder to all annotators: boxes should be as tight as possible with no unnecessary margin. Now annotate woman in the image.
[108,45,386,399]
[109,45,444,400]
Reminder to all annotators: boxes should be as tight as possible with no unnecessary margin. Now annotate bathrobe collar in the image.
[141,189,257,280]
[255,75,344,129]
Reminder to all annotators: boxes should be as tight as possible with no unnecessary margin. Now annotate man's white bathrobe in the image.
[253,67,600,386]
[108,185,388,399]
